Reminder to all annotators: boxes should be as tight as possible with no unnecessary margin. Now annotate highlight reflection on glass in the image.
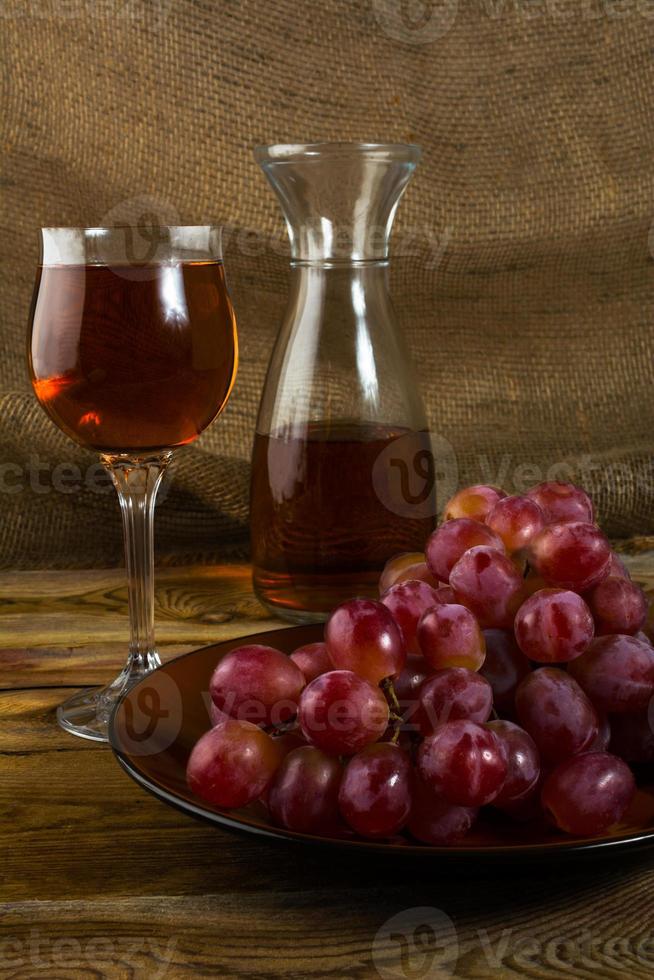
[28,226,238,742]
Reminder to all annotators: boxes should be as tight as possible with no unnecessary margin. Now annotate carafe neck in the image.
[255,142,421,264]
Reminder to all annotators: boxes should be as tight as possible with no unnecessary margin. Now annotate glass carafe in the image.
[251,142,435,623]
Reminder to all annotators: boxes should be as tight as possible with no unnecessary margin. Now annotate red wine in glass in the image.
[30,261,236,452]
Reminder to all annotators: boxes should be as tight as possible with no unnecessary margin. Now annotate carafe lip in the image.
[254,142,421,165]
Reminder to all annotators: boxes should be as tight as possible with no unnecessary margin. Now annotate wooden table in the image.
[1,560,653,979]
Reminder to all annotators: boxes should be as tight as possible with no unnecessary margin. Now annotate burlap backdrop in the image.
[2,0,653,568]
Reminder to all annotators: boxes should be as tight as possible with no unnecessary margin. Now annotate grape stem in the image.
[388,715,402,744]
[382,678,403,745]
[382,677,400,713]
[268,717,298,737]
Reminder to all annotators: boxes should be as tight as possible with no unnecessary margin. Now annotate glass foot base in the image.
[57,653,162,743]
[57,687,115,743]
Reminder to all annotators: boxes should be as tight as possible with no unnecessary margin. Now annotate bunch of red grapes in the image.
[187,482,654,845]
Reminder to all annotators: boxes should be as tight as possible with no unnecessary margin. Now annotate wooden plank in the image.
[0,564,279,653]
[1,871,652,980]
[0,643,197,688]
[0,564,282,687]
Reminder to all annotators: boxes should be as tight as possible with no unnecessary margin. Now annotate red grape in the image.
[290,642,332,683]
[515,668,599,764]
[268,746,342,833]
[381,580,443,655]
[425,518,505,583]
[443,485,506,523]
[417,720,508,806]
[325,598,405,684]
[609,711,654,763]
[568,634,654,714]
[393,653,430,734]
[208,701,229,728]
[589,713,611,752]
[408,778,478,845]
[431,585,456,605]
[393,653,431,704]
[396,563,439,589]
[486,495,545,553]
[526,481,594,525]
[528,522,611,592]
[379,552,438,594]
[514,588,594,663]
[298,670,389,756]
[417,668,493,735]
[186,719,283,808]
[541,752,635,836]
[338,743,412,838]
[486,720,540,806]
[521,569,548,598]
[496,780,543,822]
[272,726,307,757]
[210,645,305,727]
[586,576,648,636]
[449,546,523,629]
[480,629,531,715]
[608,553,631,580]
[417,603,486,671]
[257,728,303,808]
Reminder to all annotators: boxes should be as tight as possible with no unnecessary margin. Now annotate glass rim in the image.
[40,225,223,234]
[254,141,422,165]
[39,226,225,266]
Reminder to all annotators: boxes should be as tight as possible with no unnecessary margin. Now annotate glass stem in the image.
[101,451,173,684]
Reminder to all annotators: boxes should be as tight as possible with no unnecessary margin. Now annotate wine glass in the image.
[28,226,238,742]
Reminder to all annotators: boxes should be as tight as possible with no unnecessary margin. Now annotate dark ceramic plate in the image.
[109,624,654,861]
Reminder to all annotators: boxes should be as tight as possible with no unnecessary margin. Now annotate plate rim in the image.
[109,625,654,860]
